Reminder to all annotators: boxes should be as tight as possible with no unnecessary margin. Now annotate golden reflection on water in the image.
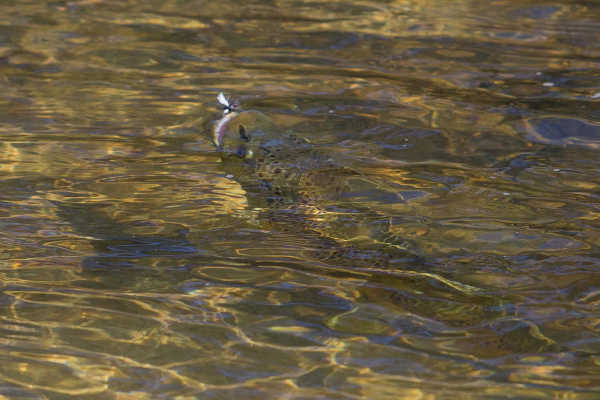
[0,0,599,398]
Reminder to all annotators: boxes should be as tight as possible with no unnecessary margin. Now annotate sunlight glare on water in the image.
[0,0,599,398]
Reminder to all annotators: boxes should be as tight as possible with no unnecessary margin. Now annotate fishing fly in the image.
[217,92,239,114]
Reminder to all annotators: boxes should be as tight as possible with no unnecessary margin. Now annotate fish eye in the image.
[236,145,247,158]
[239,125,250,141]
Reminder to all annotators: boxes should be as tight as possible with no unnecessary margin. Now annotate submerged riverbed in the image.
[1,0,599,398]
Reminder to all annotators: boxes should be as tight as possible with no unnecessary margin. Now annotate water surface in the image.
[1,0,599,398]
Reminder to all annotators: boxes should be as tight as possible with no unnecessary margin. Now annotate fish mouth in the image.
[213,111,239,148]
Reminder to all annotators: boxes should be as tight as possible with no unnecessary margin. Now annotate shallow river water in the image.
[1,0,600,398]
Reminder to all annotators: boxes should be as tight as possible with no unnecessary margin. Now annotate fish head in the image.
[213,110,278,160]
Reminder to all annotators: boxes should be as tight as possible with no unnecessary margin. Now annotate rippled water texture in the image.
[1,0,599,398]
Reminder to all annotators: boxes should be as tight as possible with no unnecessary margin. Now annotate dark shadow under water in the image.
[52,198,424,275]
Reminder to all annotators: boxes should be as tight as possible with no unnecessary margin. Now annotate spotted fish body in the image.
[214,105,356,205]
[212,94,421,262]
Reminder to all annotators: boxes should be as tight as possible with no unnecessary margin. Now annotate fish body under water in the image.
[212,94,421,262]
